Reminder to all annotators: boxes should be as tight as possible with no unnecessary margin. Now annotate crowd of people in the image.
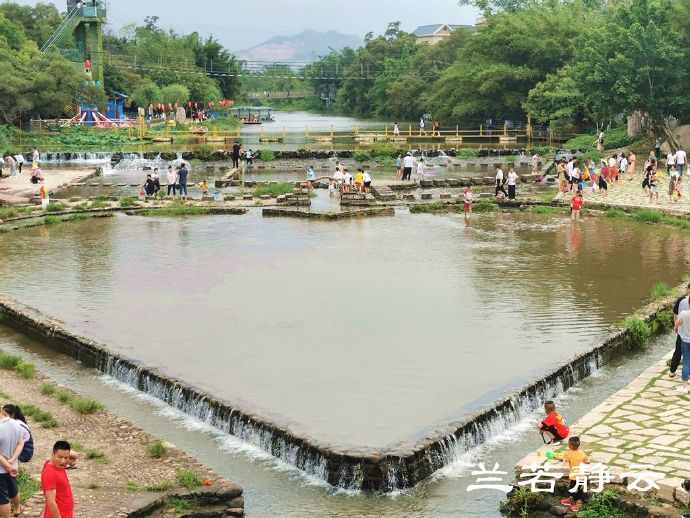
[326,163,373,195]
[0,403,74,518]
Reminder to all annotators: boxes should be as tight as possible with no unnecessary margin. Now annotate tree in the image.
[0,2,62,48]
[131,80,161,107]
[160,83,190,104]
[524,65,587,129]
[574,0,687,148]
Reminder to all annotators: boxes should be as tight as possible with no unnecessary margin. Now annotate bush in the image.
[44,202,65,213]
[577,490,628,518]
[86,449,107,463]
[624,317,652,348]
[258,149,275,161]
[455,148,480,159]
[565,127,633,151]
[653,309,675,333]
[0,352,22,370]
[69,398,103,415]
[146,440,167,459]
[15,362,35,379]
[40,383,56,396]
[23,405,58,428]
[353,150,371,163]
[43,216,60,225]
[632,209,662,223]
[16,470,40,504]
[176,469,202,490]
[119,196,138,208]
[651,282,671,299]
[605,208,627,219]
[55,389,73,404]
[473,200,498,212]
[529,205,560,215]
[369,143,398,158]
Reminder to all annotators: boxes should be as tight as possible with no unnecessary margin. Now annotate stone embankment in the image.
[0,351,244,517]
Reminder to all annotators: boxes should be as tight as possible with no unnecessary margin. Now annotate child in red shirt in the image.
[41,441,74,518]
[570,192,583,220]
[538,401,569,444]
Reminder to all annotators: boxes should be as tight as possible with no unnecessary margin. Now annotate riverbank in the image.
[0,350,244,517]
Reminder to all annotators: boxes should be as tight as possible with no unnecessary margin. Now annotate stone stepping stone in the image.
[224,195,236,201]
[421,193,433,200]
[439,193,452,199]
[403,194,416,201]
[242,194,253,200]
[260,195,271,200]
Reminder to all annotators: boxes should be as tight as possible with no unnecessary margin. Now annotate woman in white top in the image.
[416,159,425,183]
[506,168,519,199]
[667,151,676,173]
[166,166,177,196]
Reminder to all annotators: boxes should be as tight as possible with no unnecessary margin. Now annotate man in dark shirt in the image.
[177,164,189,199]
[670,283,690,377]
[231,143,241,169]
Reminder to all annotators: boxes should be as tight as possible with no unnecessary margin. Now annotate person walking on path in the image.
[231,142,241,170]
[570,191,583,220]
[666,150,676,173]
[674,304,690,393]
[628,151,636,178]
[676,147,687,177]
[669,284,690,379]
[32,148,39,167]
[596,131,604,152]
[495,165,507,198]
[395,155,402,180]
[166,166,177,197]
[41,441,74,518]
[507,167,518,199]
[177,163,189,199]
[3,155,16,177]
[13,154,24,175]
[402,152,414,181]
[393,122,400,136]
[419,117,425,136]
[0,406,28,518]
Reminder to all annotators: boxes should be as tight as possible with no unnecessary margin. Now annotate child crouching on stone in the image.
[538,400,569,444]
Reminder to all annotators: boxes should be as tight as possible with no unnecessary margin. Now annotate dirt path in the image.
[0,362,243,517]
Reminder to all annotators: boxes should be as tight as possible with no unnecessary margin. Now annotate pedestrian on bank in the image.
[166,166,177,197]
[363,170,372,193]
[648,168,659,203]
[13,154,24,175]
[676,147,687,177]
[598,160,608,197]
[32,148,39,167]
[555,437,590,513]
[1,405,31,517]
[0,405,28,518]
[506,167,518,199]
[667,150,676,173]
[177,163,189,199]
[231,142,241,169]
[395,155,402,179]
[669,283,690,381]
[402,152,414,182]
[416,158,425,184]
[669,166,680,201]
[655,138,662,160]
[152,168,161,194]
[628,151,636,177]
[41,441,74,518]
[494,165,507,198]
[674,303,690,393]
[595,131,604,152]
[419,117,425,136]
[4,155,16,177]
[393,122,400,136]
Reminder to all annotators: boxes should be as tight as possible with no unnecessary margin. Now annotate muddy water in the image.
[0,210,687,451]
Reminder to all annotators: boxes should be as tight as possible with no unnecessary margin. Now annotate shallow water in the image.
[0,211,687,451]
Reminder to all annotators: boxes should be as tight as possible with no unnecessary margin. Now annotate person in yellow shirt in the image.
[354,169,364,192]
[555,436,589,512]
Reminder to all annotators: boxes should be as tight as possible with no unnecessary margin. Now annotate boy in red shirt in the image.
[41,441,74,518]
[538,401,569,444]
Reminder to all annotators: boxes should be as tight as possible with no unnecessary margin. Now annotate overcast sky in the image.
[10,0,478,50]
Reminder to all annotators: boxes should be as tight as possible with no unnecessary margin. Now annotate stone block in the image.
[260,195,271,200]
[439,193,451,199]
[242,194,253,201]
[421,193,433,200]
[675,486,690,506]
[224,195,236,201]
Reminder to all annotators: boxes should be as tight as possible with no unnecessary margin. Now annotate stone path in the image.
[0,169,95,203]
[517,352,690,507]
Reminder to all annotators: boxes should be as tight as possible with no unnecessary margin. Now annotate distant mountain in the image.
[237,30,361,63]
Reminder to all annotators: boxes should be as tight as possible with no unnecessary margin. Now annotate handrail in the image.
[41,6,80,52]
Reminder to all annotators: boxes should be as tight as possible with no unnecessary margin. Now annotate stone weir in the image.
[0,289,677,493]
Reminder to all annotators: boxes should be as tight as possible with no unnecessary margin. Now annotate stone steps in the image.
[371,185,396,201]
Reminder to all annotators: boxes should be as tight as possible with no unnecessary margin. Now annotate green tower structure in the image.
[42,1,107,87]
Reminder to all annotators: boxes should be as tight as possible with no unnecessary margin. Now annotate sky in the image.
[10,0,478,51]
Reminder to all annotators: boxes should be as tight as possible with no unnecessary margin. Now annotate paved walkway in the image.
[0,168,95,203]
[557,171,690,215]
[517,353,690,506]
